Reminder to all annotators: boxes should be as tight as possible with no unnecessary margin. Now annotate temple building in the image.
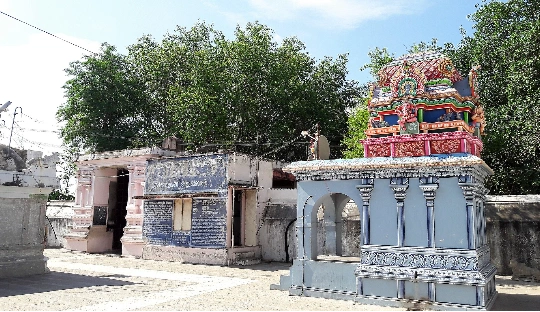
[273,51,497,310]
[64,147,179,256]
[63,142,297,263]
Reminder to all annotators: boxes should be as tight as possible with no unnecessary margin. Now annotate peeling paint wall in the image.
[227,154,256,185]
[485,196,540,275]
[0,189,50,277]
[45,201,74,248]
[259,203,297,262]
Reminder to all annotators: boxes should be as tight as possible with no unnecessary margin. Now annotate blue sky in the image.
[0,0,480,155]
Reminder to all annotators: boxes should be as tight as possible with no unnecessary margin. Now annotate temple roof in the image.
[377,51,463,87]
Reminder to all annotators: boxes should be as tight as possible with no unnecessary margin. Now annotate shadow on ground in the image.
[492,278,540,311]
[0,271,135,297]
[492,293,540,311]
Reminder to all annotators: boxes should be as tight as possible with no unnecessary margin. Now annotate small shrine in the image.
[273,52,497,310]
[364,51,484,158]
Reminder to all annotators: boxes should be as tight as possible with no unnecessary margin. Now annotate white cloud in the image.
[248,0,429,29]
[0,32,101,156]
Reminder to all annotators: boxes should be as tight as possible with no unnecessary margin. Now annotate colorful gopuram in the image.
[273,52,497,310]
[363,51,485,158]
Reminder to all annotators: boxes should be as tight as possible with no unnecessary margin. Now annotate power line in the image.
[0,10,97,55]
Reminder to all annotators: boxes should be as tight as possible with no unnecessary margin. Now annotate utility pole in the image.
[315,123,320,160]
[8,107,22,157]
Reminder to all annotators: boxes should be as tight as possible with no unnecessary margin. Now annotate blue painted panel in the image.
[303,261,357,292]
[370,179,397,246]
[404,178,428,247]
[434,177,468,249]
[436,284,477,306]
[143,197,227,249]
[362,278,397,298]
[404,281,429,300]
[383,114,398,126]
[423,108,446,123]
[143,200,174,246]
[190,197,227,248]
[145,154,228,195]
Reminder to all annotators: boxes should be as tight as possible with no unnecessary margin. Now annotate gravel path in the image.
[0,249,538,311]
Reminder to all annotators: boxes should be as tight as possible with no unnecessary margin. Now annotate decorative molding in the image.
[355,263,496,286]
[363,132,482,157]
[360,250,478,271]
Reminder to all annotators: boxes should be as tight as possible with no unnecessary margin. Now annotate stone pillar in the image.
[121,163,147,257]
[0,186,53,277]
[390,177,408,247]
[356,178,373,246]
[321,196,337,255]
[64,167,94,252]
[419,176,439,248]
[458,175,477,250]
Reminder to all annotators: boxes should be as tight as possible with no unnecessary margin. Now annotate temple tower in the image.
[273,52,497,310]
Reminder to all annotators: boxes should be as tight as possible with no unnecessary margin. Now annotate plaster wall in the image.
[93,168,116,206]
[259,203,297,262]
[0,187,50,277]
[227,154,256,185]
[485,195,540,275]
[245,190,258,246]
[45,201,73,248]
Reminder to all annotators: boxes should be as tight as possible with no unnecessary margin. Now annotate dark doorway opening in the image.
[232,190,243,247]
[112,168,129,250]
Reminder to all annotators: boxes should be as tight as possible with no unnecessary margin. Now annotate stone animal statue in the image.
[509,259,540,282]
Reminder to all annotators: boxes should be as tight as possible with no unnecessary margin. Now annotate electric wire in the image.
[0,10,97,55]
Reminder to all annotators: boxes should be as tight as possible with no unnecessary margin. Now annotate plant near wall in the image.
[342,99,370,159]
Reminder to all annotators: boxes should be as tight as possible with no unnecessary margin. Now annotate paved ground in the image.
[0,249,539,311]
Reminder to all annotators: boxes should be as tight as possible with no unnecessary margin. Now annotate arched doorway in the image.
[312,193,361,261]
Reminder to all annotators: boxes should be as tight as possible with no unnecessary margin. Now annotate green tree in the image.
[342,99,370,158]
[59,22,361,161]
[465,0,540,194]
[57,43,150,153]
[359,47,394,80]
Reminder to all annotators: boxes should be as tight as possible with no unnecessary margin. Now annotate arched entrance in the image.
[312,193,361,260]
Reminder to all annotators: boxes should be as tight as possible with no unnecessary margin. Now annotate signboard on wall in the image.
[145,154,228,195]
[190,197,227,248]
[143,200,173,245]
[92,206,108,225]
[143,197,227,249]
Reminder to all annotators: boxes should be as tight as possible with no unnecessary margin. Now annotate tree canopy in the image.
[354,0,540,195]
[465,0,540,195]
[57,22,362,161]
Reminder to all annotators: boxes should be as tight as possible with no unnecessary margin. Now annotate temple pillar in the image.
[64,167,94,252]
[419,176,439,248]
[121,163,147,257]
[356,179,373,246]
[390,177,408,247]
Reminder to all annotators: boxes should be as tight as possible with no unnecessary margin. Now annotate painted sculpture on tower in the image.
[363,51,486,158]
